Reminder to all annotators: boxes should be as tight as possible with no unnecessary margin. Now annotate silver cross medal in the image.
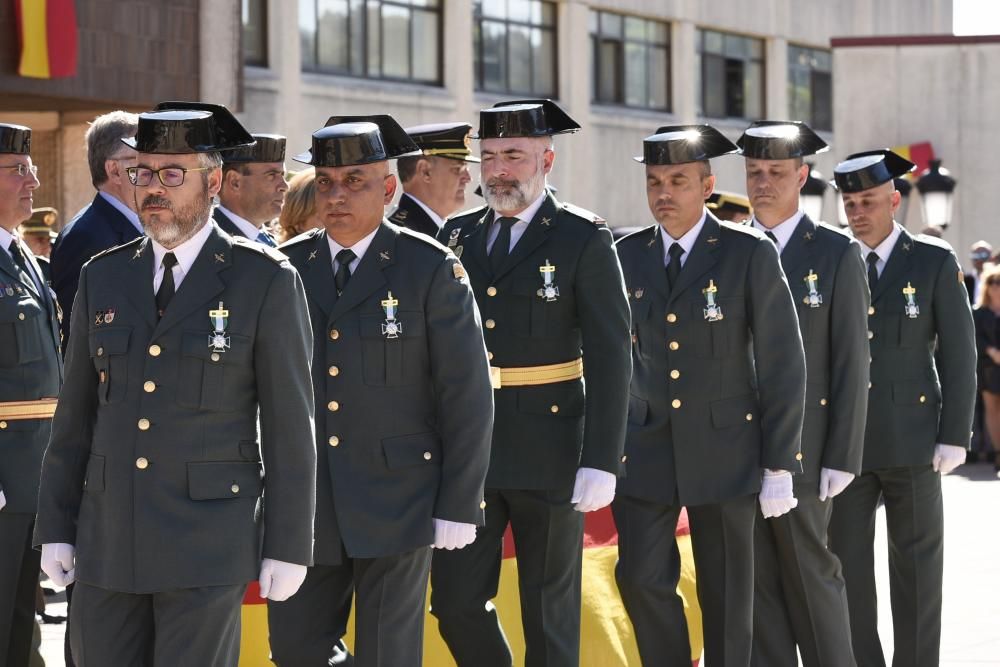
[538,260,559,302]
[703,280,724,322]
[208,301,231,353]
[381,291,402,339]
[804,270,823,308]
[903,282,920,318]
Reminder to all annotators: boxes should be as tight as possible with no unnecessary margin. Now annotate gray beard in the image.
[483,169,546,213]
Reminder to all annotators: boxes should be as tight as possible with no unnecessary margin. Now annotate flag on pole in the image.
[14,0,79,79]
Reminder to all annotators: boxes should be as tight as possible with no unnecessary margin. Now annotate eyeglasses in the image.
[127,166,212,187]
[0,164,38,178]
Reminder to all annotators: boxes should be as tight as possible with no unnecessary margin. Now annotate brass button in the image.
[143,381,156,393]
[485,319,496,329]
[487,286,497,296]
[820,398,828,406]
[867,331,874,340]
[919,394,926,403]
[666,313,677,323]
[0,421,7,429]
[231,483,240,494]
[745,413,753,421]
[795,452,803,461]
[670,370,680,380]
[868,306,875,316]
[137,418,150,431]
[330,329,340,340]
[488,351,494,361]
[17,313,25,321]
[149,344,161,357]
[328,436,340,447]
[620,455,628,463]
[550,404,559,413]
[479,500,487,509]
[669,341,679,351]
[328,400,340,412]
[96,346,104,357]
[136,457,149,470]
[210,352,221,362]
[423,451,432,460]
[671,399,681,409]
[868,382,873,389]
[328,365,340,377]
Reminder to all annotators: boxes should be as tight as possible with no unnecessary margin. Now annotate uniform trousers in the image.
[430,485,583,667]
[69,580,245,666]
[0,513,39,667]
[612,492,757,667]
[268,547,431,667]
[752,485,856,667]
[829,465,944,667]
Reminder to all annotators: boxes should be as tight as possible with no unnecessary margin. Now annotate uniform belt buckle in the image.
[489,366,502,390]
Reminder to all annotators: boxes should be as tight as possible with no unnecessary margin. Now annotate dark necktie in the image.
[156,252,178,319]
[255,230,277,247]
[866,251,880,291]
[666,242,684,292]
[335,249,356,295]
[8,239,34,289]
[764,230,779,246]
[490,216,517,272]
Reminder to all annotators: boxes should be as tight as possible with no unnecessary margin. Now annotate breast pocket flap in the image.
[187,461,263,500]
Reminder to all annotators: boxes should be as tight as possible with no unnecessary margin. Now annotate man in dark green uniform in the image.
[270,115,494,666]
[0,123,63,667]
[828,150,976,667]
[431,100,631,667]
[738,121,869,667]
[614,125,806,666]
[389,122,478,238]
[35,105,317,666]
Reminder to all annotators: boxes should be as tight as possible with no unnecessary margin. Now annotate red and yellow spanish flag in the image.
[238,507,704,666]
[14,0,79,79]
[891,141,935,178]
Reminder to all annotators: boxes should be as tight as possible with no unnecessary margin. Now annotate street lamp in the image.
[799,162,828,222]
[915,159,957,229]
[893,176,913,226]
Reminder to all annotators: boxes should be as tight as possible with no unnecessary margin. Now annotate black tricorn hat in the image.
[0,123,31,155]
[475,99,580,139]
[737,120,829,159]
[123,104,255,155]
[832,149,916,193]
[405,122,479,162]
[222,134,286,164]
[635,125,738,165]
[151,101,256,152]
[293,115,420,167]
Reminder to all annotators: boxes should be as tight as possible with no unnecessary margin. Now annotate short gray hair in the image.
[85,111,139,188]
[198,152,223,169]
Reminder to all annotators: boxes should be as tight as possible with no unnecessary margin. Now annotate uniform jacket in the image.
[388,193,440,238]
[765,215,870,482]
[0,239,62,513]
[614,213,806,507]
[438,192,631,490]
[34,223,317,593]
[281,222,493,563]
[51,194,143,346]
[862,227,976,470]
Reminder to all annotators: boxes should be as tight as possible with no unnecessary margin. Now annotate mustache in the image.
[486,178,521,190]
[141,195,172,210]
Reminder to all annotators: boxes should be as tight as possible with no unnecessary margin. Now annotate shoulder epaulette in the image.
[232,235,287,263]
[615,225,658,246]
[720,220,767,239]
[278,228,324,252]
[88,235,145,263]
[447,203,489,224]
[560,202,606,226]
[398,226,450,254]
[913,233,955,253]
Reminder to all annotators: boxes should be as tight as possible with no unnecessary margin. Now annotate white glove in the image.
[0,490,5,511]
[932,444,966,475]
[258,558,308,602]
[759,470,798,519]
[818,467,855,502]
[40,543,76,587]
[571,467,616,512]
[432,518,477,550]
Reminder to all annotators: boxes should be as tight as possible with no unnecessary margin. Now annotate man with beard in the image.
[0,122,62,667]
[828,150,976,667]
[613,125,805,666]
[432,100,631,667]
[34,105,316,666]
[270,115,493,666]
[738,121,869,667]
[389,122,477,237]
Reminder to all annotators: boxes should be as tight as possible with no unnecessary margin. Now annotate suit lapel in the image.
[123,238,158,328]
[153,227,229,337]
[300,230,337,320]
[492,193,559,282]
[872,227,914,303]
[92,193,143,244]
[213,208,246,239]
[329,223,394,323]
[638,226,670,300]
[668,214,722,306]
[779,215,819,281]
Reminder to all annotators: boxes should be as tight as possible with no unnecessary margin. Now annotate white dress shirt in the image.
[752,210,804,255]
[216,204,261,240]
[660,209,707,268]
[857,223,903,277]
[486,190,548,253]
[151,220,214,293]
[98,191,144,234]
[327,226,379,275]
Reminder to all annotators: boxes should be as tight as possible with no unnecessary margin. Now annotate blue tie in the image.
[255,230,277,247]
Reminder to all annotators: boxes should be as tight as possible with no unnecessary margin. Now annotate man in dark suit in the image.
[613,125,806,666]
[51,111,142,347]
[388,122,478,237]
[829,150,977,667]
[35,105,316,666]
[739,121,870,667]
[0,122,63,667]
[213,134,286,246]
[269,115,493,666]
[432,100,631,667]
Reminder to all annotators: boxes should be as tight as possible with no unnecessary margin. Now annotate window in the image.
[590,11,670,110]
[299,0,442,84]
[474,0,557,97]
[697,29,764,120]
[243,0,267,67]
[788,45,832,131]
